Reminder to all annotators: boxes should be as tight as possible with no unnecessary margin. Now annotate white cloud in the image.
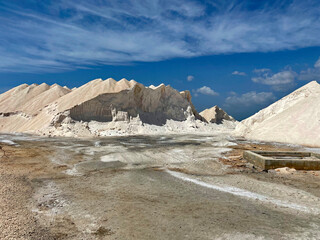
[187,75,194,81]
[252,58,320,86]
[252,70,296,85]
[1,1,320,72]
[252,69,297,91]
[232,71,246,76]
[194,86,219,96]
[225,91,275,107]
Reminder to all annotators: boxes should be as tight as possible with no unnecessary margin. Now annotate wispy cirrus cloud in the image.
[1,0,320,72]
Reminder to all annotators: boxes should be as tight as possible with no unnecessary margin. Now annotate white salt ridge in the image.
[0,78,224,137]
[235,81,320,147]
[167,170,320,214]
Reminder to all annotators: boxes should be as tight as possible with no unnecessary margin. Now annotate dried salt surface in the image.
[100,155,120,163]
[24,133,234,174]
[97,144,232,167]
[64,167,83,176]
[0,139,17,145]
[236,81,320,147]
[33,180,99,234]
[166,170,320,214]
[5,133,320,238]
[32,181,68,218]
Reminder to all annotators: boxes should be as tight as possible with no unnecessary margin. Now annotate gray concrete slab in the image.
[243,151,320,170]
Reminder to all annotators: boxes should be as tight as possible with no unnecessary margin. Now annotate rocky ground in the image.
[0,134,320,239]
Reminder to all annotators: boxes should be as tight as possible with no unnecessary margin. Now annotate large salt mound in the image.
[0,78,209,136]
[54,78,200,125]
[200,106,235,124]
[235,81,320,147]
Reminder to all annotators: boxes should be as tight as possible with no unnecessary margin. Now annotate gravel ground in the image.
[0,134,320,239]
[0,145,57,239]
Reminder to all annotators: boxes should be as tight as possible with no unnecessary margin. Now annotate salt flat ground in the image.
[0,134,320,239]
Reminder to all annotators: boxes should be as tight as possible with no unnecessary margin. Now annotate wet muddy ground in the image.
[0,134,320,239]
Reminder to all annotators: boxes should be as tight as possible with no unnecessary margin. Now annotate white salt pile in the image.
[200,105,235,124]
[0,78,235,137]
[235,81,320,147]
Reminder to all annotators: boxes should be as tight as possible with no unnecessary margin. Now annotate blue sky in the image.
[1,0,320,120]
